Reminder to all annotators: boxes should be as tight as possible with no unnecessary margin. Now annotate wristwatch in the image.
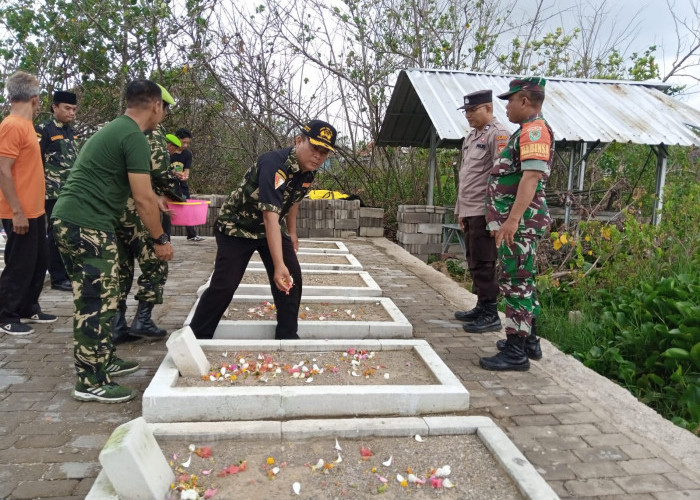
[152,233,170,245]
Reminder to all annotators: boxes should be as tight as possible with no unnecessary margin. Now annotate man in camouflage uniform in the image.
[111,86,184,344]
[35,90,78,291]
[189,120,337,340]
[480,77,553,372]
[453,89,509,334]
[52,80,173,403]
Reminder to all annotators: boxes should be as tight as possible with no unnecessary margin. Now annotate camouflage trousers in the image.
[115,201,168,304]
[53,218,119,387]
[498,234,542,337]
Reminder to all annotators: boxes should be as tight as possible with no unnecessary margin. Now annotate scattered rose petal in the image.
[351,371,360,377]
[376,474,388,483]
[335,438,342,451]
[203,487,218,499]
[384,373,390,379]
[430,477,443,489]
[201,469,212,475]
[292,482,301,495]
[306,377,313,383]
[180,454,192,468]
[396,473,405,483]
[360,445,373,457]
[195,446,212,458]
[382,455,393,467]
[334,453,343,464]
[311,458,325,470]
[271,466,280,475]
[443,478,455,488]
[414,434,424,442]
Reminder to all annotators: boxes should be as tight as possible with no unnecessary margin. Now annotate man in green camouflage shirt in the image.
[35,90,78,291]
[189,119,337,340]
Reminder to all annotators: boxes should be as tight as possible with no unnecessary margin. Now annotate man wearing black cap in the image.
[189,119,337,340]
[453,90,509,334]
[35,90,78,291]
[480,77,553,371]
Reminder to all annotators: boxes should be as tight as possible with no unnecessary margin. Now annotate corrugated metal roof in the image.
[377,69,700,148]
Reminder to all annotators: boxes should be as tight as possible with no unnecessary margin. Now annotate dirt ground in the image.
[240,272,367,287]
[178,348,438,387]
[250,253,350,264]
[299,241,339,249]
[224,301,391,321]
[162,435,524,500]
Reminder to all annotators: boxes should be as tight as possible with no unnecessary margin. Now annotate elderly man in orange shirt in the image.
[0,71,57,335]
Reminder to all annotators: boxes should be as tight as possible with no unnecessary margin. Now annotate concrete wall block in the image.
[398,212,432,223]
[398,232,429,245]
[360,217,383,227]
[296,227,309,238]
[398,222,418,233]
[359,226,384,237]
[335,218,359,230]
[417,223,443,234]
[360,207,384,218]
[333,230,357,238]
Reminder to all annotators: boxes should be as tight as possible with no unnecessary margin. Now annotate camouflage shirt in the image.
[35,118,78,200]
[485,113,553,238]
[217,147,314,239]
[122,124,183,219]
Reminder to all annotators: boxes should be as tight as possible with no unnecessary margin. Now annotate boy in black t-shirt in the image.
[173,128,203,241]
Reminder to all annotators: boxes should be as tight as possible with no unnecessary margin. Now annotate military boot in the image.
[496,318,542,360]
[130,301,167,339]
[463,301,502,333]
[479,334,530,371]
[112,301,140,345]
[454,302,485,322]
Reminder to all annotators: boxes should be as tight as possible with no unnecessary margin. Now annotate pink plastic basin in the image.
[167,199,211,226]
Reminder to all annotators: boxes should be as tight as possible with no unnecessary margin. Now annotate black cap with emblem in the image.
[457,89,492,111]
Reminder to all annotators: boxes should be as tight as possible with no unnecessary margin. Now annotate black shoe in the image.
[111,305,140,345]
[130,301,167,339]
[51,279,73,291]
[463,313,502,333]
[497,336,542,360]
[454,302,485,321]
[480,335,530,371]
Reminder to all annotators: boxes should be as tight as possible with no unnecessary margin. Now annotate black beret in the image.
[457,89,492,110]
[53,91,77,105]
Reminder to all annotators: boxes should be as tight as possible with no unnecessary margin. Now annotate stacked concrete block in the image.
[359,207,384,237]
[396,205,449,261]
[171,196,385,238]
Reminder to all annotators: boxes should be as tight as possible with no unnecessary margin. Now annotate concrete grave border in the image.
[298,239,349,254]
[196,269,382,298]
[142,339,466,422]
[184,296,412,339]
[247,252,363,271]
[86,416,559,500]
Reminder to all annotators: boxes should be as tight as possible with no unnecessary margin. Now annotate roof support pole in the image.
[577,142,587,191]
[427,126,437,206]
[564,145,576,228]
[651,144,668,225]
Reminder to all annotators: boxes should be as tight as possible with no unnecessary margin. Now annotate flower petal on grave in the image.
[360,445,373,457]
[382,455,393,467]
[435,465,451,477]
[396,473,405,483]
[335,438,342,451]
[414,434,424,442]
[203,488,218,499]
[292,482,301,495]
[376,474,388,483]
[443,478,454,488]
[180,454,192,467]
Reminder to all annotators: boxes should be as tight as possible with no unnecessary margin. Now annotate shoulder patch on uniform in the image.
[496,135,508,141]
[520,120,551,161]
[274,171,286,190]
[50,134,64,141]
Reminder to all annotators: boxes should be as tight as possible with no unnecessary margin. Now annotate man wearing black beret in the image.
[189,119,337,340]
[35,90,78,292]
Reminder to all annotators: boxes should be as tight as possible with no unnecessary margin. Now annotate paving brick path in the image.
[0,237,698,499]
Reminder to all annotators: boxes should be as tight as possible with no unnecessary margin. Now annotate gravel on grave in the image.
[240,272,367,287]
[162,435,524,500]
[179,349,438,387]
[224,301,391,321]
[250,253,349,264]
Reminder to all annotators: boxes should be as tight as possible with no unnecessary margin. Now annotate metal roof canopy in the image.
[377,69,700,224]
